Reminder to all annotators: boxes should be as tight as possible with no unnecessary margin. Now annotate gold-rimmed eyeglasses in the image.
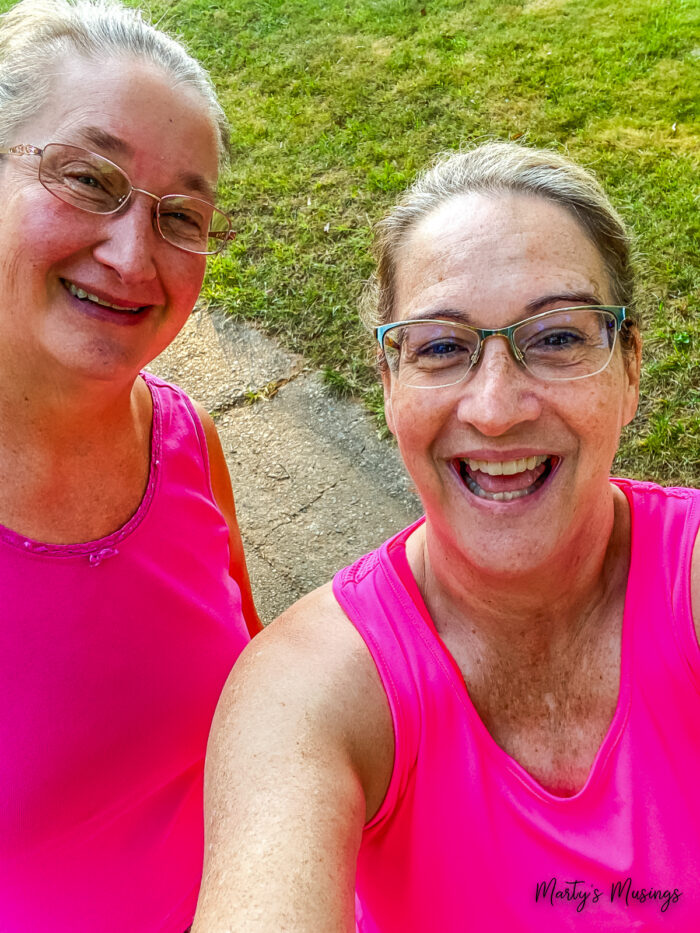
[0,143,234,256]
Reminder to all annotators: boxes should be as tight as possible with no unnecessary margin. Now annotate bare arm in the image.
[193,401,262,636]
[192,585,394,932]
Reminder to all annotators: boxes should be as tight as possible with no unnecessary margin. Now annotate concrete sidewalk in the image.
[150,310,421,623]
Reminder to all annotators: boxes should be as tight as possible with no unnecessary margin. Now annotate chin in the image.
[48,341,147,386]
[423,489,576,577]
[454,529,556,578]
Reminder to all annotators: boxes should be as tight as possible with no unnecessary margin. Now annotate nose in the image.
[455,335,542,436]
[91,192,159,284]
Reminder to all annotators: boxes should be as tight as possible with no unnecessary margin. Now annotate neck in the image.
[410,485,630,654]
[0,346,152,543]
[0,344,140,451]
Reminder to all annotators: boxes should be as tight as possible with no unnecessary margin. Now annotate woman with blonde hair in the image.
[0,1,259,929]
[194,142,699,931]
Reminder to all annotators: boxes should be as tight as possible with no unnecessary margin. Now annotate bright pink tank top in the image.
[334,479,700,931]
[0,374,250,932]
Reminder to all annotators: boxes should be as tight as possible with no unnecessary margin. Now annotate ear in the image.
[382,369,397,437]
[621,329,642,427]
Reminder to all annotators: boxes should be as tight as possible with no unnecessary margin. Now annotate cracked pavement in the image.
[149,310,422,623]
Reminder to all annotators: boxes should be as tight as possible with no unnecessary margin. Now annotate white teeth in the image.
[65,281,136,311]
[459,455,555,502]
[464,476,533,501]
[466,455,547,476]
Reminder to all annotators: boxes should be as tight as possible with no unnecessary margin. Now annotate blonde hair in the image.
[0,0,230,166]
[365,141,638,355]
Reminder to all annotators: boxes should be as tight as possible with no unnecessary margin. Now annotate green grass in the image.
[154,0,698,485]
[4,0,697,482]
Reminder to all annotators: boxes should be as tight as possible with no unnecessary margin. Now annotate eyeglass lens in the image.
[383,308,618,387]
[38,144,229,255]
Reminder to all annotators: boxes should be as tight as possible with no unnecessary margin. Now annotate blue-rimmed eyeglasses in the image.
[375,306,627,388]
[0,143,234,256]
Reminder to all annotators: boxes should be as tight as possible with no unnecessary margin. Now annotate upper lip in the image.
[452,449,557,461]
[62,278,158,310]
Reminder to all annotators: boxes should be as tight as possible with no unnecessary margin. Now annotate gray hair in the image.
[365,141,638,356]
[0,0,231,166]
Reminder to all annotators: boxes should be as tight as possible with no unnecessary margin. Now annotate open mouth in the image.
[63,279,147,314]
[455,455,559,501]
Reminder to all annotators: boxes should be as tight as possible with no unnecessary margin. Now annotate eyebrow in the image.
[404,293,605,326]
[177,171,216,202]
[78,126,133,156]
[404,308,478,325]
[74,126,216,202]
[523,292,604,314]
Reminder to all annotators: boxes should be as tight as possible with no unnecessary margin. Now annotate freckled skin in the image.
[0,56,260,636]
[381,192,642,794]
[0,58,217,544]
[192,191,700,932]
[384,192,640,579]
[0,56,218,388]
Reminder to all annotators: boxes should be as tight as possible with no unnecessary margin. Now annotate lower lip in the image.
[452,457,559,504]
[63,283,151,327]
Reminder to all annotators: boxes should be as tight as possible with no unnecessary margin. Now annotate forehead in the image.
[18,55,220,194]
[394,191,611,322]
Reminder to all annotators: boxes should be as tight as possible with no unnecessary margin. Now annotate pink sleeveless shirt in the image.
[0,374,250,932]
[334,479,700,931]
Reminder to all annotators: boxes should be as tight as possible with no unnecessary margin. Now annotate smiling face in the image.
[383,191,640,574]
[0,54,220,385]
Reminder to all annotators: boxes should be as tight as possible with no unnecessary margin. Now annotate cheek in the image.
[0,219,55,303]
[387,390,446,454]
[166,255,207,313]
[382,373,396,435]
[6,195,96,272]
[559,381,629,465]
[0,247,28,295]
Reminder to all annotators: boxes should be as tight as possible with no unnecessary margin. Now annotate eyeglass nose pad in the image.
[114,190,131,211]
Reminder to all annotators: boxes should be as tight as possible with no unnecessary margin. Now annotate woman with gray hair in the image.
[194,142,700,931]
[0,1,259,930]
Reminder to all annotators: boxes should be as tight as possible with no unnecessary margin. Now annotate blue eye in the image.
[418,339,464,356]
[532,329,585,349]
[408,337,475,371]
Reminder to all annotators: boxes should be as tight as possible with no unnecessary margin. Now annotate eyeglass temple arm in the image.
[0,144,42,156]
[209,230,236,241]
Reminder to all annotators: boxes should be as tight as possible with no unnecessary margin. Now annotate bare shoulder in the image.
[212,582,394,818]
[187,397,237,522]
[194,583,394,932]
[238,582,378,682]
[189,397,221,457]
[187,396,262,634]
